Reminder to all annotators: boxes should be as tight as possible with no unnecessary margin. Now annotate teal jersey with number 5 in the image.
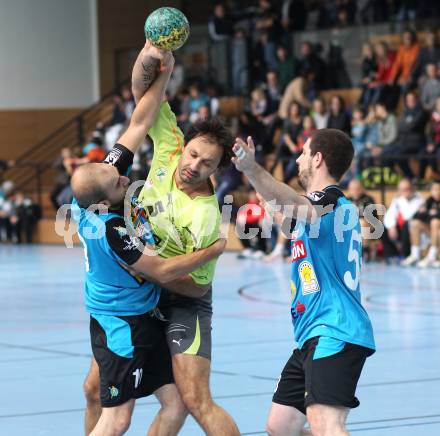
[289,185,375,354]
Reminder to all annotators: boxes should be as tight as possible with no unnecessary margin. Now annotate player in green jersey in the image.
[83,41,240,436]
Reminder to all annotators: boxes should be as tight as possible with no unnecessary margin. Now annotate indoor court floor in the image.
[1,245,440,435]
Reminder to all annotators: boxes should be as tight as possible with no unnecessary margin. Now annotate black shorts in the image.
[273,337,373,415]
[158,288,213,360]
[90,312,173,407]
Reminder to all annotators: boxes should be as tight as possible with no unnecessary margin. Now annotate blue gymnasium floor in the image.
[1,245,440,436]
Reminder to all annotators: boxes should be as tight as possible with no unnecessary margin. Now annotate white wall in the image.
[0,0,99,109]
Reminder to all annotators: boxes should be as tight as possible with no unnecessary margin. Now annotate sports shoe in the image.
[417,256,438,268]
[401,255,420,267]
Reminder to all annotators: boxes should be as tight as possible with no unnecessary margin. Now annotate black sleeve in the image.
[304,188,341,208]
[103,143,134,176]
[105,217,143,265]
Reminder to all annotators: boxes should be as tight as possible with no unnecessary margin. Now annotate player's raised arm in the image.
[131,40,163,104]
[116,49,174,155]
[232,136,318,222]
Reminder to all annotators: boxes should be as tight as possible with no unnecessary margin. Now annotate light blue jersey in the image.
[289,186,375,357]
[72,200,160,316]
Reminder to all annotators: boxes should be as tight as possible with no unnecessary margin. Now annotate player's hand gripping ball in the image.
[144,7,189,51]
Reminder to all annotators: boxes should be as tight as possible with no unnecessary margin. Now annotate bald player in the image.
[72,48,225,435]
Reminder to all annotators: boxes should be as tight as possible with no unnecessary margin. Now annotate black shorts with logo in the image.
[90,311,173,407]
[158,288,213,360]
[273,337,373,415]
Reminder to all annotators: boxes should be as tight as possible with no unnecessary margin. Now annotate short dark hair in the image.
[184,118,234,170]
[309,129,354,181]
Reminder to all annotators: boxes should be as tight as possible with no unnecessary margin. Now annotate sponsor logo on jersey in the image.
[291,300,306,319]
[291,240,307,262]
[298,261,320,294]
[156,168,167,181]
[291,230,299,241]
[144,179,154,189]
[104,148,122,165]
[307,191,325,202]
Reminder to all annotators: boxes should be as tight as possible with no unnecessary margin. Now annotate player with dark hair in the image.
[232,129,375,436]
[73,48,227,436]
[83,42,240,435]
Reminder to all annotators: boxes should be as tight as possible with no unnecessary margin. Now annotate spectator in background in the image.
[411,28,440,85]
[419,63,440,112]
[254,0,280,70]
[50,147,73,210]
[297,41,326,93]
[297,115,316,149]
[9,192,41,244]
[121,86,135,120]
[381,91,427,179]
[205,83,221,117]
[402,180,440,267]
[278,101,303,183]
[104,95,127,150]
[418,96,440,179]
[167,59,185,100]
[264,71,281,117]
[208,3,234,41]
[236,190,267,260]
[351,106,369,175]
[215,164,243,208]
[382,178,424,261]
[388,30,420,94]
[232,28,249,95]
[359,42,378,108]
[188,83,209,123]
[347,179,378,261]
[276,46,297,92]
[327,95,351,134]
[251,87,269,122]
[278,73,313,119]
[370,41,396,107]
[310,97,329,129]
[375,102,398,149]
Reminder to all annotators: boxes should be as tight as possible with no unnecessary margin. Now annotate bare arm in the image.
[131,40,163,104]
[131,238,225,284]
[232,136,316,221]
[117,50,174,154]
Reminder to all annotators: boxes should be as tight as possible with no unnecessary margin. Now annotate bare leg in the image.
[430,219,440,249]
[148,384,188,436]
[90,399,135,436]
[84,357,102,435]
[172,354,240,435]
[266,402,311,436]
[307,404,350,436]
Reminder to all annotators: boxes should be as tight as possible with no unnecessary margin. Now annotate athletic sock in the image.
[427,246,438,261]
[410,245,421,259]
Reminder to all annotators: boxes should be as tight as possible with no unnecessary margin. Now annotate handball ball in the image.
[144,7,189,51]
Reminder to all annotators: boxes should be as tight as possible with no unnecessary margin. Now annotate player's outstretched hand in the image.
[232,136,256,173]
[143,39,174,72]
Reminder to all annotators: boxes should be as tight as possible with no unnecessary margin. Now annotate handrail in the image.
[10,78,130,164]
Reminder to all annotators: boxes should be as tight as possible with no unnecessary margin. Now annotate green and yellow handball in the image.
[144,7,190,51]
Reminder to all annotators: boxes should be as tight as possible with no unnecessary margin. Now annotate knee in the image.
[160,396,188,425]
[266,414,303,436]
[180,388,211,418]
[83,375,100,405]
[112,415,131,435]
